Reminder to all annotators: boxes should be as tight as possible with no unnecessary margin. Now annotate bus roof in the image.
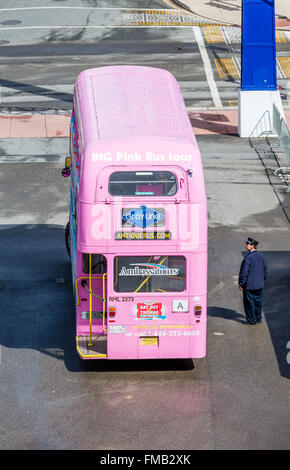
[74,66,196,146]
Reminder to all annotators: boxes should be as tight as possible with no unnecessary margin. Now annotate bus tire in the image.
[65,221,71,258]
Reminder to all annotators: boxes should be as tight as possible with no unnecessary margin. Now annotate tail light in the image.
[109,306,116,322]
[194,305,202,322]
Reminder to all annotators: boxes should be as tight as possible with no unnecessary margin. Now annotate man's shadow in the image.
[208,306,246,323]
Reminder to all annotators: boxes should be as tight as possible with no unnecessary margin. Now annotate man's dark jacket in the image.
[239,250,267,290]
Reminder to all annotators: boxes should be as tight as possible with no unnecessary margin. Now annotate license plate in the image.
[109,325,125,334]
[141,336,158,346]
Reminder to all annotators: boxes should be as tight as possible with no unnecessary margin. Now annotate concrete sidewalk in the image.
[0,114,70,138]
[170,0,290,29]
[1,110,290,138]
[0,112,242,138]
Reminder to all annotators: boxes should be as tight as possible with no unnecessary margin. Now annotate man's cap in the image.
[245,237,259,247]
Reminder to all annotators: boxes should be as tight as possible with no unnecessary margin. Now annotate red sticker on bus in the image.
[137,302,164,319]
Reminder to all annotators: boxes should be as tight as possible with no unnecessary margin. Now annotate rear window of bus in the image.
[109,171,177,197]
[114,256,185,293]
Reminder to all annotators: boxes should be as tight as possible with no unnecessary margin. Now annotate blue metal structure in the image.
[241,0,277,91]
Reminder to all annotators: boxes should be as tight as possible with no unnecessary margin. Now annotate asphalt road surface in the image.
[0,0,289,112]
[1,135,289,450]
[0,0,290,451]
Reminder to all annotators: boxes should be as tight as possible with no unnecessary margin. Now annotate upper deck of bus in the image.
[72,66,205,204]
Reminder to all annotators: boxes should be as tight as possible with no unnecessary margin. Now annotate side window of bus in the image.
[114,256,185,293]
[70,113,78,168]
[109,171,177,197]
[82,254,107,274]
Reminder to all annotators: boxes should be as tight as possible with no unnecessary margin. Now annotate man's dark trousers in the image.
[243,289,263,324]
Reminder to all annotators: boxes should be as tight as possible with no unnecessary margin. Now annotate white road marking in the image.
[0,7,175,11]
[0,156,65,163]
[276,58,285,79]
[222,26,241,74]
[193,26,223,108]
[287,341,290,364]
[0,7,212,29]
[208,281,225,296]
[0,25,203,30]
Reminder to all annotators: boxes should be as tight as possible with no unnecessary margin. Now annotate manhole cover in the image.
[1,19,22,25]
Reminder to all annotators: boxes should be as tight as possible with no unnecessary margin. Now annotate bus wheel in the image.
[65,221,71,258]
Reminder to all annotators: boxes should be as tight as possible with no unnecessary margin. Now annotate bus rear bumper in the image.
[76,323,206,360]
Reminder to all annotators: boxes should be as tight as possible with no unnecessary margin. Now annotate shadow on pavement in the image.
[188,113,238,135]
[0,78,72,103]
[208,306,245,323]
[208,251,290,379]
[262,251,290,379]
[1,225,288,376]
[0,224,194,373]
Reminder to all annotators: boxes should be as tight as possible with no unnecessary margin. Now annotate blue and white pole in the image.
[238,0,285,137]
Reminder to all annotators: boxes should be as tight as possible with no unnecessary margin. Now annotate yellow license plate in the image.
[141,337,158,346]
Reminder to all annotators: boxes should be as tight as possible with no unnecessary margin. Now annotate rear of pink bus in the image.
[64,66,207,360]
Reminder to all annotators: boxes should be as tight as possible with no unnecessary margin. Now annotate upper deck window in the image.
[109,171,177,197]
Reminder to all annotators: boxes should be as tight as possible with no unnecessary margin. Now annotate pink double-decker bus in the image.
[62,66,207,360]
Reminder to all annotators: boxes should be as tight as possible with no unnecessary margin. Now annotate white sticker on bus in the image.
[119,263,179,277]
[109,325,126,334]
[172,300,189,312]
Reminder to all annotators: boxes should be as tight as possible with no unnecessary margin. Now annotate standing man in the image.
[239,237,267,324]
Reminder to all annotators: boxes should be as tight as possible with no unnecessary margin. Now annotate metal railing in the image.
[75,272,107,346]
[251,105,290,194]
[273,104,290,193]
